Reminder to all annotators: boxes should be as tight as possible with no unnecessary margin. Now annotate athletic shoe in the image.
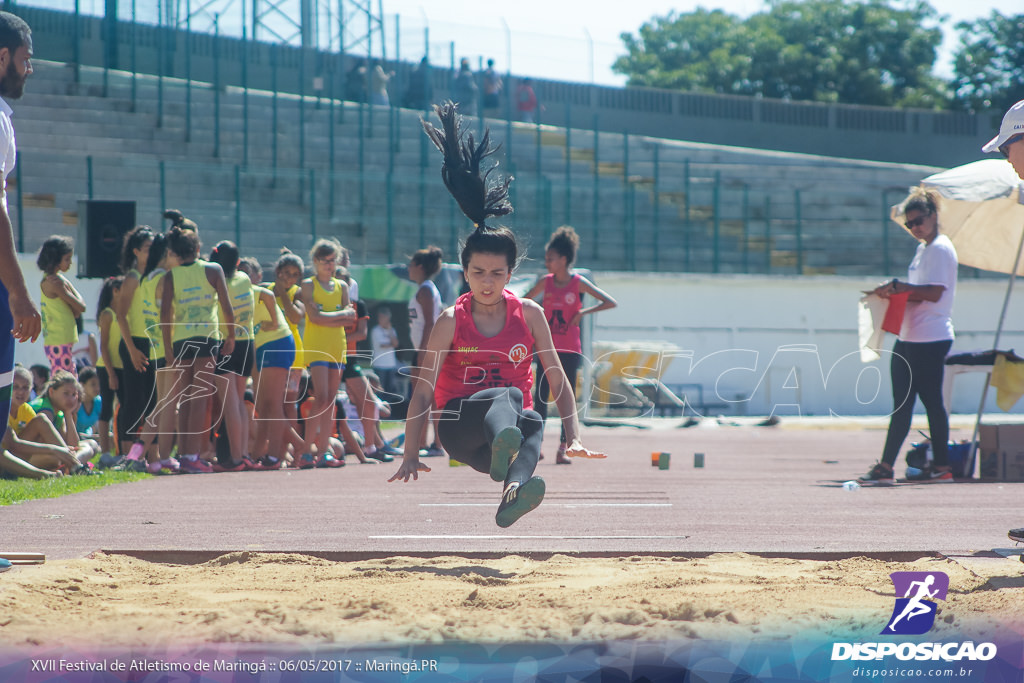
[489,427,522,482]
[421,446,445,458]
[364,449,394,463]
[125,440,146,462]
[180,457,213,474]
[317,453,345,468]
[381,444,403,457]
[1009,528,1024,543]
[160,457,180,473]
[212,460,247,473]
[858,462,894,485]
[97,452,120,469]
[146,460,164,474]
[905,465,954,483]
[555,444,572,465]
[495,476,546,528]
[73,462,103,476]
[0,558,11,573]
[298,453,317,470]
[252,455,283,471]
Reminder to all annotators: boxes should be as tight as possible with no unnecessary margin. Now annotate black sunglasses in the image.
[904,213,932,229]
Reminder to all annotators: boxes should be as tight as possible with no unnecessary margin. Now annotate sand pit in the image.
[1,551,1021,648]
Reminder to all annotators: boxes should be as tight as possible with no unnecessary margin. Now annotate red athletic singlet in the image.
[543,273,582,353]
[434,290,534,410]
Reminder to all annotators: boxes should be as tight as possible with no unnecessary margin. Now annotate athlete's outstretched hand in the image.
[565,439,606,459]
[388,457,432,482]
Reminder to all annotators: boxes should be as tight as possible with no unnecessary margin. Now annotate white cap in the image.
[982,100,1024,154]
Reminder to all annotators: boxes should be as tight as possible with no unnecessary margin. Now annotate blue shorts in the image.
[308,360,344,371]
[255,335,296,371]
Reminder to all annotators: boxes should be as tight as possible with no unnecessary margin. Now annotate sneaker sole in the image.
[490,427,522,483]
[1008,532,1024,543]
[496,477,546,528]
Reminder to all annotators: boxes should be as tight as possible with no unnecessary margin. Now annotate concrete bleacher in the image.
[8,59,939,276]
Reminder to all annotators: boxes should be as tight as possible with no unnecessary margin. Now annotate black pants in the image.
[97,365,127,449]
[118,337,156,438]
[882,339,952,468]
[533,351,581,445]
[439,387,542,485]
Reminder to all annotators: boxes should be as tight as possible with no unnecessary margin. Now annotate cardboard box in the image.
[977,424,1024,481]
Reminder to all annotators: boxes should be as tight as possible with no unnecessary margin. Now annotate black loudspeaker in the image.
[77,200,136,279]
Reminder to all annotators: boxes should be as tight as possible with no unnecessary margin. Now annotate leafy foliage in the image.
[614,0,947,108]
[951,12,1024,112]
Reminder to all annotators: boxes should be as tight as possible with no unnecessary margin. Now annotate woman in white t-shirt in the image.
[860,188,957,485]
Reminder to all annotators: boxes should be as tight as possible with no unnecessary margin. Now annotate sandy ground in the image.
[1,551,1022,648]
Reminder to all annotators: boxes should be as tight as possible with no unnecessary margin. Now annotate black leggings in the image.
[882,339,952,468]
[118,337,156,438]
[439,387,543,485]
[96,366,121,422]
[533,351,581,444]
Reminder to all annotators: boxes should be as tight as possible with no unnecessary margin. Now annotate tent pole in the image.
[968,222,1024,472]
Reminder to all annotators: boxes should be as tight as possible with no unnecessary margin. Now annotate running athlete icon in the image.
[886,574,938,632]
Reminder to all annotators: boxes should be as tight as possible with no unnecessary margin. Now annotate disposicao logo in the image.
[884,571,947,635]
[831,571,998,662]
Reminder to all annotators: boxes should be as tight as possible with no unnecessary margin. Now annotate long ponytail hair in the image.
[421,101,521,270]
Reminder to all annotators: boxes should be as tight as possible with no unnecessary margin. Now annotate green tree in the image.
[613,9,751,93]
[614,0,947,108]
[951,12,1024,112]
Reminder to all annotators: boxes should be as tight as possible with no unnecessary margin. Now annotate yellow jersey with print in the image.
[96,307,124,370]
[39,277,79,347]
[171,262,220,344]
[139,269,165,361]
[222,271,254,341]
[126,268,151,339]
[252,286,292,348]
[266,282,304,368]
[8,401,35,435]
[302,277,347,364]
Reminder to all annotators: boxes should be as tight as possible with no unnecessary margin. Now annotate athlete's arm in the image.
[278,284,304,324]
[208,263,235,357]
[258,290,279,332]
[574,276,617,326]
[160,270,175,365]
[0,194,39,342]
[522,277,544,302]
[57,275,87,316]
[524,300,605,459]
[116,272,148,371]
[389,309,455,483]
[300,279,355,327]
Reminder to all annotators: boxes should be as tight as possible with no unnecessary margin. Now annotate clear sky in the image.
[379,0,1021,86]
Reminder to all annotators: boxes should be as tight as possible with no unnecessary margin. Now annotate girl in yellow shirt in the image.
[298,238,354,467]
[37,236,86,378]
[160,226,235,473]
[114,225,155,462]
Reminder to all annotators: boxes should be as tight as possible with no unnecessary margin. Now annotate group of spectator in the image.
[344,55,540,122]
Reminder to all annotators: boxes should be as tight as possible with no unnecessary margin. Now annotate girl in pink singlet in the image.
[523,226,616,463]
[388,103,604,528]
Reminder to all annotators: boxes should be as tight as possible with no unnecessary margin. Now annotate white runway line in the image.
[370,535,689,540]
[419,503,672,508]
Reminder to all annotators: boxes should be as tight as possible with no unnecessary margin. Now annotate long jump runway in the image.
[3,420,1022,561]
